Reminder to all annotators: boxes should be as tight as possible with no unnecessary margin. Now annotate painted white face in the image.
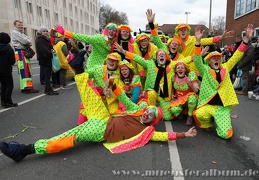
[120,66,130,78]
[120,30,130,40]
[156,51,167,65]
[107,59,118,70]
[176,64,186,78]
[178,28,188,39]
[139,38,149,48]
[169,40,180,53]
[142,108,155,124]
[208,56,221,70]
[107,28,116,39]
[15,22,23,31]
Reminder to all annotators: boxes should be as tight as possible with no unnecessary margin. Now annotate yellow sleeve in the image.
[150,131,169,141]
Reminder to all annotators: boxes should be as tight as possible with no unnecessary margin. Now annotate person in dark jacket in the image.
[36,26,59,95]
[0,32,18,108]
[236,42,255,95]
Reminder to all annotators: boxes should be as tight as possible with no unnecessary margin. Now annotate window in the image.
[242,31,246,38]
[54,13,59,24]
[14,0,21,9]
[26,2,33,14]
[69,3,72,16]
[235,0,245,17]
[235,0,257,18]
[254,28,259,37]
[63,0,66,8]
[45,9,50,20]
[37,6,42,17]
[64,17,68,27]
[245,0,256,12]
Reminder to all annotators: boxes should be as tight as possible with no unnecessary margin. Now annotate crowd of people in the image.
[0,9,256,163]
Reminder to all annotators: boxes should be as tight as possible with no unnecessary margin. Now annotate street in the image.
[0,63,259,180]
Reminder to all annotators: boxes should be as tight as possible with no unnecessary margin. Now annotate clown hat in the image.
[136,33,150,42]
[204,51,222,60]
[119,59,134,69]
[118,24,133,32]
[106,52,122,61]
[175,23,191,35]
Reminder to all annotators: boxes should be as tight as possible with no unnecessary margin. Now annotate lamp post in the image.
[185,12,190,24]
[209,0,212,32]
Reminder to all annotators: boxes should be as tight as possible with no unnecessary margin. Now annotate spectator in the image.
[0,32,18,108]
[53,32,72,90]
[11,20,39,94]
[36,26,59,95]
[236,41,255,95]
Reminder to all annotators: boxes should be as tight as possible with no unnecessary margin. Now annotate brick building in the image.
[225,0,259,46]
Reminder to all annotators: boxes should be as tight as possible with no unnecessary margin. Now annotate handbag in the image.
[233,69,243,89]
[52,51,61,73]
[24,46,35,59]
[66,67,75,79]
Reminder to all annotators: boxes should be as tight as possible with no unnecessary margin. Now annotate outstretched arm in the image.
[150,126,197,141]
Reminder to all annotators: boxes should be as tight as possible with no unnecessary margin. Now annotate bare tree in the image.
[198,20,207,27]
[210,16,226,36]
[99,3,129,32]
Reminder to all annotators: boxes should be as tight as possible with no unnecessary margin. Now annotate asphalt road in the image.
[0,63,259,180]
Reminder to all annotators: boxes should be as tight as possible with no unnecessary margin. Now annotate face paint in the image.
[107,59,118,70]
[176,64,186,78]
[156,51,167,65]
[120,30,130,40]
[178,28,188,39]
[169,40,180,53]
[120,66,130,78]
[107,28,116,39]
[208,56,221,70]
[141,108,155,124]
[139,38,149,48]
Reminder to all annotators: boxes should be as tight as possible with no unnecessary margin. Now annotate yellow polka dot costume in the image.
[175,24,222,58]
[193,43,248,139]
[33,73,183,154]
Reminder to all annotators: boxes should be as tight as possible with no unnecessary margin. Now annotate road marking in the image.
[165,121,185,180]
[0,82,76,113]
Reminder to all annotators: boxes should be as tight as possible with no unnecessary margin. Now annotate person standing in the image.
[11,20,39,94]
[36,26,59,95]
[0,32,18,108]
[236,41,255,95]
[53,32,71,89]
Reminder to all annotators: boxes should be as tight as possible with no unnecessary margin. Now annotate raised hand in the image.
[242,24,254,44]
[201,46,210,57]
[114,42,125,53]
[194,26,204,42]
[221,30,235,40]
[146,9,155,23]
[245,24,254,40]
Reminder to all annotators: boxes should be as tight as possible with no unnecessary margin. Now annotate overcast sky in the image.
[100,0,227,32]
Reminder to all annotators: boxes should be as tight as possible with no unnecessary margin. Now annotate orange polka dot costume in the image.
[32,72,186,154]
[193,43,248,139]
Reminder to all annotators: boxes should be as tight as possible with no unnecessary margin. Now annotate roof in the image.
[156,24,209,38]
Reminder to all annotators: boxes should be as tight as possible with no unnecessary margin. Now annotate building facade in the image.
[0,0,99,49]
[225,0,259,46]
